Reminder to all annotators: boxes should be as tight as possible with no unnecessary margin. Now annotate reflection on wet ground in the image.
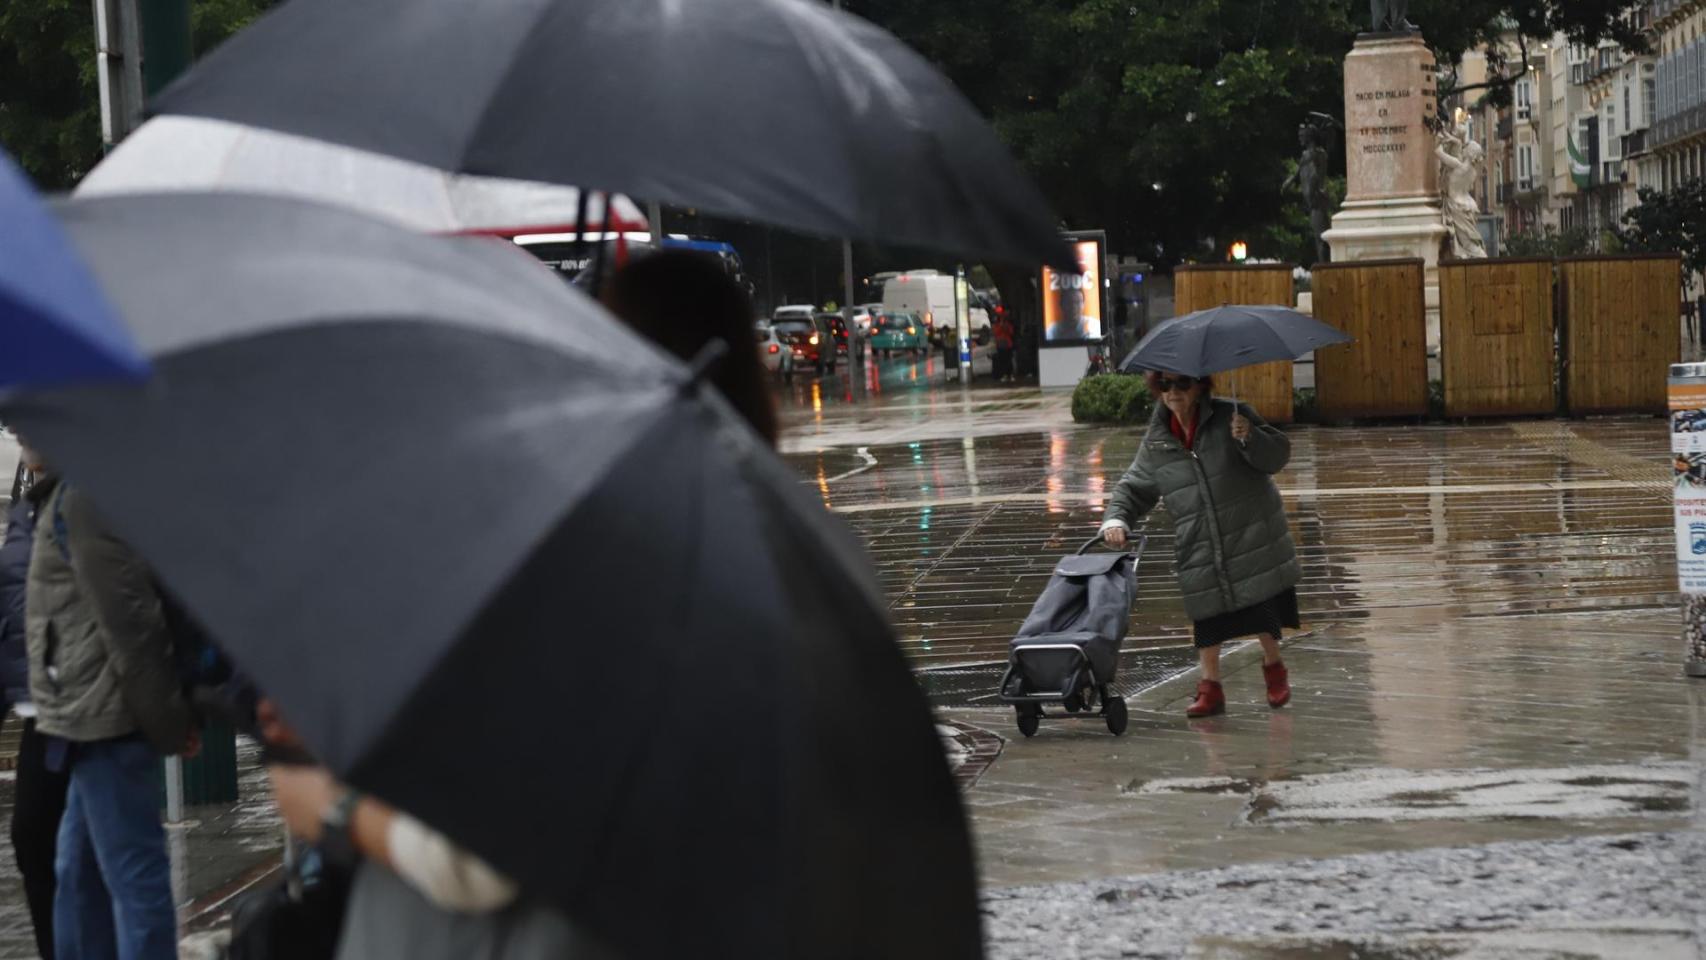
[785,417,1675,687]
[781,392,1703,913]
[773,353,1070,454]
[781,376,1704,948]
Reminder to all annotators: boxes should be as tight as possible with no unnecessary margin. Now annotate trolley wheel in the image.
[1062,690,1083,713]
[1104,693,1128,736]
[1015,706,1040,738]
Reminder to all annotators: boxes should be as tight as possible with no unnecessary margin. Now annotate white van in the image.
[880,271,990,345]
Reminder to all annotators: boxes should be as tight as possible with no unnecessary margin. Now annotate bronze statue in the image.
[1282,121,1333,263]
[1370,0,1415,33]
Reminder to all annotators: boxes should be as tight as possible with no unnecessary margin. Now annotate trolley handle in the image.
[1076,528,1146,556]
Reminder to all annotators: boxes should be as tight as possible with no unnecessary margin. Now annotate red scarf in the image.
[1168,411,1198,450]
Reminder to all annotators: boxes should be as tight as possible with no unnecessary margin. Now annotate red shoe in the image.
[1185,680,1225,718]
[1264,661,1291,709]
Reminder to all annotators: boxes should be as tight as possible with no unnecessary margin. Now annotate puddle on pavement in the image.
[787,419,1678,681]
[1135,763,1693,825]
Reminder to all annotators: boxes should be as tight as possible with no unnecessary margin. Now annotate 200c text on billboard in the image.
[1042,238,1104,343]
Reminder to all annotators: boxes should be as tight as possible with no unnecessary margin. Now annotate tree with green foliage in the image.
[1502,223,1597,258]
[0,0,277,189]
[850,0,1650,267]
[1616,178,1706,280]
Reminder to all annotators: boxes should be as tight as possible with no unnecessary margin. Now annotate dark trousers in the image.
[11,718,71,959]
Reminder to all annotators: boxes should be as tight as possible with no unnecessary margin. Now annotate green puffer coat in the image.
[1100,397,1299,622]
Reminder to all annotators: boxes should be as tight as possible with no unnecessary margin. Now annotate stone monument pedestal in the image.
[1321,33,1447,346]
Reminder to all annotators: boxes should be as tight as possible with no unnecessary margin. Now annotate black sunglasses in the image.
[1156,376,1198,393]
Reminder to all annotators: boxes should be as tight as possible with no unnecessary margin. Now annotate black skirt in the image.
[1193,587,1300,649]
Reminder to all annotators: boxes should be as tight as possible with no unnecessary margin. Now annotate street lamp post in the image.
[93,0,145,149]
[829,0,865,395]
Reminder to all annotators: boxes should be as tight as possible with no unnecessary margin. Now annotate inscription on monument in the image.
[1341,37,1440,200]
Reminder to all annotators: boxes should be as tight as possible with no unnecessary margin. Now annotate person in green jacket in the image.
[1101,371,1300,717]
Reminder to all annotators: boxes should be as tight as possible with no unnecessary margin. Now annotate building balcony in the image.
[1623,128,1650,156]
[1651,0,1701,26]
[1653,105,1706,149]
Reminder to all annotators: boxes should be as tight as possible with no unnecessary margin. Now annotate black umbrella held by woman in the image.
[2,193,980,960]
[151,0,1071,269]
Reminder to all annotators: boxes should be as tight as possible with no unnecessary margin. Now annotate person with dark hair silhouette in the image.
[604,250,779,447]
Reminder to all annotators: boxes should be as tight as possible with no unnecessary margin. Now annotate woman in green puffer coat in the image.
[1100,371,1300,717]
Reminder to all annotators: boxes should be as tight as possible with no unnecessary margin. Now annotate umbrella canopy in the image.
[1120,304,1353,378]
[0,151,147,391]
[3,192,979,960]
[150,0,1071,268]
[77,115,648,235]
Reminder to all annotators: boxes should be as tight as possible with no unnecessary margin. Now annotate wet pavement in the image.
[0,359,1693,957]
[776,364,1704,956]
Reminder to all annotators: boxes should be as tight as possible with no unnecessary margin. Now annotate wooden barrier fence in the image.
[1173,264,1295,423]
[1438,258,1556,418]
[1309,258,1428,419]
[1559,254,1681,415]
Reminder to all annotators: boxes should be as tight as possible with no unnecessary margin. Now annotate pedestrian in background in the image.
[1697,292,1706,354]
[992,313,1017,382]
[1,445,68,959]
[1100,372,1299,718]
[27,476,198,960]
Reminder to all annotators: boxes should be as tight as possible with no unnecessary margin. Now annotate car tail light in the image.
[809,334,819,345]
[768,344,779,354]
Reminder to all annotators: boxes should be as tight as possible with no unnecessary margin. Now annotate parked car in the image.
[868,311,928,355]
[771,315,836,373]
[754,322,795,381]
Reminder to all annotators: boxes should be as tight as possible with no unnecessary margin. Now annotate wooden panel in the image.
[1561,255,1682,415]
[1311,259,1428,419]
[1173,265,1295,423]
[1438,259,1555,417]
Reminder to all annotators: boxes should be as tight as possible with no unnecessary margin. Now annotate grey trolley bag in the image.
[998,534,1144,736]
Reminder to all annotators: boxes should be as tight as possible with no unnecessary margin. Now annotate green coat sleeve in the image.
[1101,451,1160,530]
[61,489,191,755]
[1234,403,1290,475]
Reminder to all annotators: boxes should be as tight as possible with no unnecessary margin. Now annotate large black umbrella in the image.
[3,193,979,960]
[1119,304,1353,377]
[151,0,1070,268]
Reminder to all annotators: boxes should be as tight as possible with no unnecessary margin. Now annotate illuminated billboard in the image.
[1042,233,1106,343]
